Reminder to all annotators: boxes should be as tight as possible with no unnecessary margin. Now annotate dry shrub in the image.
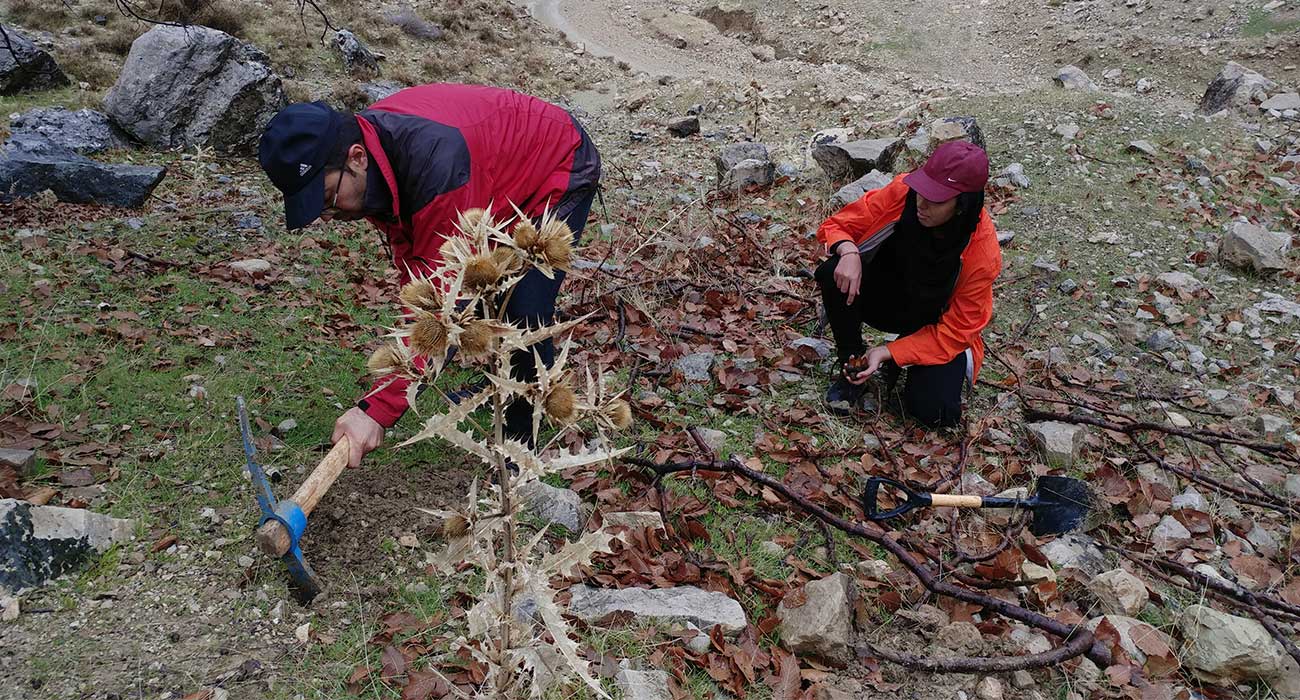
[282,80,313,103]
[91,22,140,56]
[5,0,74,28]
[153,0,248,38]
[331,80,370,111]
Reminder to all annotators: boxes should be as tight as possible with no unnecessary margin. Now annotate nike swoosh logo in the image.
[946,177,957,182]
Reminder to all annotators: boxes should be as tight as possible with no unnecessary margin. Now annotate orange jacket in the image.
[816,174,1002,380]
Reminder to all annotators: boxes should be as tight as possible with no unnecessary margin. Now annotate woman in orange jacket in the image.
[814,141,1002,427]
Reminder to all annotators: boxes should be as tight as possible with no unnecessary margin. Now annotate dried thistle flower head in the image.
[457,208,490,232]
[409,314,449,357]
[543,383,577,423]
[538,219,575,271]
[542,235,573,270]
[399,278,440,312]
[462,255,501,291]
[513,219,539,250]
[367,343,404,376]
[604,399,633,430]
[442,513,469,538]
[459,319,497,357]
[490,246,523,276]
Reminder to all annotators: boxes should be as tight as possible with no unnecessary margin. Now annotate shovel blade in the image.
[1029,476,1092,536]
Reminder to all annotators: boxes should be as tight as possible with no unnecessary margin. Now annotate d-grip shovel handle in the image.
[863,476,987,521]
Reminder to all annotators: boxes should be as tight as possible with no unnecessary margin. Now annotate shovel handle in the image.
[256,437,351,557]
[929,493,985,508]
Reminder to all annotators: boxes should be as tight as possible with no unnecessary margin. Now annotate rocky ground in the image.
[0,0,1298,699]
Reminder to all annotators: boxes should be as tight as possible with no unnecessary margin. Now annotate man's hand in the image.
[332,407,383,468]
[833,245,862,305]
[848,346,893,385]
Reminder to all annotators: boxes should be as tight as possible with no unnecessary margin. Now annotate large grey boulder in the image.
[1199,62,1277,115]
[776,572,855,667]
[334,29,380,78]
[1179,605,1300,696]
[517,480,584,533]
[0,25,69,95]
[1,498,134,594]
[829,169,892,209]
[813,137,903,182]
[104,25,286,153]
[0,134,166,207]
[568,584,747,634]
[8,108,133,155]
[716,142,774,190]
[1219,221,1290,273]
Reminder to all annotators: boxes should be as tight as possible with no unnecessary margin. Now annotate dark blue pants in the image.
[502,187,597,440]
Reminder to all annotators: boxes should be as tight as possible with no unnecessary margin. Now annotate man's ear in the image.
[347,143,368,171]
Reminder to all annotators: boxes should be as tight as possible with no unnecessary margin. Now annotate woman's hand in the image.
[847,346,893,384]
[833,245,862,304]
[331,407,383,468]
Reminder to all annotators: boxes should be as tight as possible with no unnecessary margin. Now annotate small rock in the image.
[667,116,700,137]
[0,448,36,475]
[1026,421,1086,468]
[1199,62,1277,115]
[694,428,727,456]
[855,558,891,580]
[333,29,380,77]
[1127,140,1158,157]
[601,511,665,531]
[397,533,419,548]
[275,418,297,435]
[229,259,272,275]
[1170,487,1207,511]
[1219,221,1290,273]
[1151,515,1191,552]
[294,622,311,644]
[1144,329,1177,352]
[674,352,715,382]
[1,499,135,593]
[926,116,985,150]
[812,136,903,182]
[1040,534,1107,576]
[517,480,584,532]
[1054,65,1098,91]
[828,169,892,209]
[1179,604,1300,694]
[615,669,673,700]
[996,230,1015,247]
[976,676,1004,700]
[0,26,69,95]
[569,584,747,634]
[1088,568,1148,616]
[1260,93,1300,111]
[936,621,983,651]
[993,162,1030,188]
[776,573,855,667]
[790,337,834,359]
[1255,414,1289,438]
[1012,670,1034,689]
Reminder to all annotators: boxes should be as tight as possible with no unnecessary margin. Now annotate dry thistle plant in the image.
[368,206,634,698]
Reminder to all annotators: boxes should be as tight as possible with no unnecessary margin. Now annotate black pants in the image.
[501,187,597,441]
[814,254,966,428]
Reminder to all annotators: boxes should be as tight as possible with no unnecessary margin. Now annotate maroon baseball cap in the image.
[903,141,990,202]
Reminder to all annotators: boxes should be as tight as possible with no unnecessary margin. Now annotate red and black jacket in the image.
[355,83,601,427]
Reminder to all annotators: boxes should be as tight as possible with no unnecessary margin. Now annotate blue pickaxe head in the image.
[237,396,322,605]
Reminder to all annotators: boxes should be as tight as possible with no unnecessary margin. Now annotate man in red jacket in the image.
[258,84,601,467]
[814,141,1001,427]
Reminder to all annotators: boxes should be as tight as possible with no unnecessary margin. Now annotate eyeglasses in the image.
[322,168,346,219]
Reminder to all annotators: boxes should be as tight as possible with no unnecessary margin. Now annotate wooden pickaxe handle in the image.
[255,437,351,557]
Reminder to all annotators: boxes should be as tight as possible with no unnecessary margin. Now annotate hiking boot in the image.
[825,377,866,416]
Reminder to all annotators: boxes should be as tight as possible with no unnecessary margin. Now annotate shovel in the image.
[862,475,1093,536]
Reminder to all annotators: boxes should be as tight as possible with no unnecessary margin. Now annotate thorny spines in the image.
[381,205,632,698]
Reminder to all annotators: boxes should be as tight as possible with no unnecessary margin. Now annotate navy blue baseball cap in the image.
[258,101,344,230]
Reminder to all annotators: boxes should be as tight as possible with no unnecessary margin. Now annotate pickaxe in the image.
[237,396,350,604]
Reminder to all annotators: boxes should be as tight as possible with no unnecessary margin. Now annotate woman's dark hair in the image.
[325,113,363,169]
[949,190,986,235]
